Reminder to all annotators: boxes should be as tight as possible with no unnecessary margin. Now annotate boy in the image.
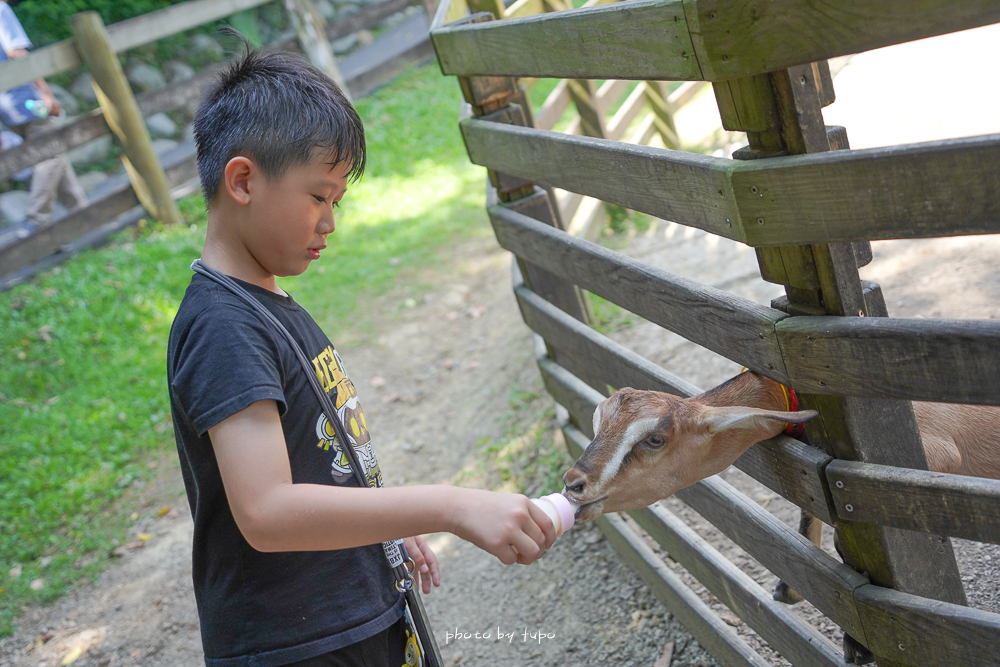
[167,45,556,667]
[0,0,86,226]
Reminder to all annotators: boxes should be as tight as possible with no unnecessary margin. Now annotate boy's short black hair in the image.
[194,42,365,203]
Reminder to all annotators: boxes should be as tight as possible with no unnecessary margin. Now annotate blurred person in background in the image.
[1,0,86,228]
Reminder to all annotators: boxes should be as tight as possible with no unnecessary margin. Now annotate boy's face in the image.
[240,154,350,278]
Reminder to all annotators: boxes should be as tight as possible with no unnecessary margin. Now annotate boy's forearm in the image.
[239,483,463,552]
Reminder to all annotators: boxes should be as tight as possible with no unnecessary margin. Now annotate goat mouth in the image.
[572,496,608,517]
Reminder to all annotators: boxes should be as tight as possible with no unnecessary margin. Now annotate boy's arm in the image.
[209,399,557,564]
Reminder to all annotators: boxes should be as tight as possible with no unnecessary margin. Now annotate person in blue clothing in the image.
[0,0,86,226]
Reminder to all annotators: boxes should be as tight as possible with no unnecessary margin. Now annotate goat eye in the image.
[645,435,665,449]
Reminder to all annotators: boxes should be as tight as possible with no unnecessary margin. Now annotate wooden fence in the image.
[0,0,434,289]
[430,1,1000,665]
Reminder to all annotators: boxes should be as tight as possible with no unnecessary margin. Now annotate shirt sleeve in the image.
[171,302,288,436]
[0,6,32,53]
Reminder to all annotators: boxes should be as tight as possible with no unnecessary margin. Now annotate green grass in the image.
[0,63,487,636]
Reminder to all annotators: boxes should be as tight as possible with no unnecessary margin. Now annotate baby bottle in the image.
[530,493,575,537]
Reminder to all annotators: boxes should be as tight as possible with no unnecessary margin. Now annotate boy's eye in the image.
[313,195,327,203]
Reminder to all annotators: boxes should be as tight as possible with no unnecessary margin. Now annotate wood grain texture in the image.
[675,476,869,639]
[826,461,1000,545]
[528,325,833,520]
[630,504,849,667]
[431,0,702,80]
[777,315,1000,405]
[693,0,1000,80]
[853,585,1000,666]
[735,134,1000,246]
[463,119,742,240]
[490,205,790,376]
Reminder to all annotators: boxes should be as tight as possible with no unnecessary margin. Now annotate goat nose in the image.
[563,468,586,495]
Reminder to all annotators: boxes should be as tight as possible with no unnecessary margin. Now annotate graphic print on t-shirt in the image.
[312,345,383,488]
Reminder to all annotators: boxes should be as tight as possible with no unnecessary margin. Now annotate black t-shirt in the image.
[167,273,402,667]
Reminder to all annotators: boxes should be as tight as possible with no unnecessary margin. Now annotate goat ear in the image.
[701,406,819,437]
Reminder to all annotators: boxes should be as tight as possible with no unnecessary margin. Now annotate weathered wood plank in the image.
[693,0,1000,81]
[597,511,770,667]
[431,0,702,80]
[462,119,742,240]
[630,504,849,667]
[853,585,1000,667]
[735,134,1000,246]
[0,144,197,277]
[675,476,869,639]
[562,426,769,667]
[490,205,790,377]
[826,461,1000,545]
[777,316,1000,406]
[535,80,570,131]
[606,82,649,142]
[595,78,631,115]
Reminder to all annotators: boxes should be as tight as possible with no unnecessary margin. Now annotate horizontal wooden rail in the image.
[777,316,1000,406]
[491,205,791,375]
[519,284,833,520]
[467,120,743,239]
[734,134,1000,246]
[0,143,198,277]
[0,0,272,90]
[464,119,1000,246]
[432,0,1000,82]
[563,426,772,667]
[630,503,848,667]
[676,476,870,640]
[853,585,1000,666]
[432,0,702,81]
[693,0,1000,81]
[826,461,1000,545]
[0,63,224,181]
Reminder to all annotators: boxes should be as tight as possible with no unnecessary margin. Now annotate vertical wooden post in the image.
[284,0,352,102]
[70,12,182,226]
[715,62,967,666]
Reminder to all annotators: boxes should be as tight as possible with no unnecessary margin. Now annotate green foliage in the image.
[0,63,486,636]
[13,1,186,46]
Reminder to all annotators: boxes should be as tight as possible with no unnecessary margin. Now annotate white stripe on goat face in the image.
[598,416,660,486]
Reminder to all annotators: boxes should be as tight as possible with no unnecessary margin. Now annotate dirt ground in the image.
[3,24,1000,667]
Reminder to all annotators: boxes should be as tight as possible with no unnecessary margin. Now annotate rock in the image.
[181,123,196,143]
[67,135,113,168]
[151,139,179,158]
[164,60,195,83]
[0,190,30,225]
[314,0,336,18]
[383,11,408,29]
[330,34,358,55]
[145,113,177,138]
[190,34,223,56]
[127,62,167,92]
[338,3,360,14]
[356,29,375,46]
[47,83,79,116]
[70,72,98,105]
[75,171,110,195]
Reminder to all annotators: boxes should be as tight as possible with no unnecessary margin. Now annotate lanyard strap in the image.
[190,260,442,665]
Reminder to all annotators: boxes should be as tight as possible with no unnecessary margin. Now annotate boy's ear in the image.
[223,156,256,205]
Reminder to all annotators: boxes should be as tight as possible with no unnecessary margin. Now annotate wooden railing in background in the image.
[431,1,1000,665]
[0,0,434,288]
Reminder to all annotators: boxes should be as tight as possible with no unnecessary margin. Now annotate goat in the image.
[562,370,1000,664]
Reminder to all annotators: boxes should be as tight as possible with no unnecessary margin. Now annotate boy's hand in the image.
[449,490,557,566]
[403,535,440,594]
